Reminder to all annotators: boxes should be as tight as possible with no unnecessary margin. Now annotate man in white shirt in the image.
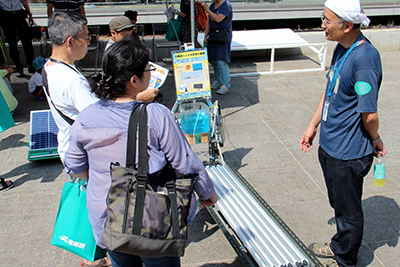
[44,12,97,162]
[45,12,159,163]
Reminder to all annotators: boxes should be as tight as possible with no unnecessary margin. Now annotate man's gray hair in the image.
[337,21,362,30]
[48,12,88,46]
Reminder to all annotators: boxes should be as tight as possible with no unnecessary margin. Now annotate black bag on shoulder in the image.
[208,28,229,44]
[101,103,198,257]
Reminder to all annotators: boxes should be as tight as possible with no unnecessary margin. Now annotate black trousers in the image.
[0,9,34,68]
[318,147,373,267]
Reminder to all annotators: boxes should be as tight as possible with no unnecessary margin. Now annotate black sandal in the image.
[0,178,13,192]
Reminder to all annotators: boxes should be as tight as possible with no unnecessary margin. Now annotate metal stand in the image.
[170,47,322,267]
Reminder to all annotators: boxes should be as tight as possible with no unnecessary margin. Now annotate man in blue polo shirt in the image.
[299,0,386,266]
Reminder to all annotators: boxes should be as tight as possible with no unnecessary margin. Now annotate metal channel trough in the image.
[205,162,323,267]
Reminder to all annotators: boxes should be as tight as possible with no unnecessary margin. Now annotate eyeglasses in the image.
[143,65,156,72]
[62,35,92,44]
[321,14,345,26]
[72,35,92,43]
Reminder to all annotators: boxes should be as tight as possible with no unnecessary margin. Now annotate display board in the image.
[172,48,211,101]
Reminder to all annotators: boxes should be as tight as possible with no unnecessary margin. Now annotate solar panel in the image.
[28,110,60,161]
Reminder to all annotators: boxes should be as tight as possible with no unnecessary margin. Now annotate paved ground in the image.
[1,50,400,267]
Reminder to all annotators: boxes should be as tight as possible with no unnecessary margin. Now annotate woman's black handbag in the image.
[101,103,198,257]
[208,28,229,44]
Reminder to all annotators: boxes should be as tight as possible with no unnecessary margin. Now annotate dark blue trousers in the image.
[318,147,373,267]
[107,249,180,267]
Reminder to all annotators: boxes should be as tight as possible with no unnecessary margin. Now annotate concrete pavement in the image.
[1,48,400,267]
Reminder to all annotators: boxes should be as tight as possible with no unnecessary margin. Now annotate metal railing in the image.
[28,0,400,27]
[28,0,400,5]
[205,162,323,267]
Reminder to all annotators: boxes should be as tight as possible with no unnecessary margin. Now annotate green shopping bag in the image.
[51,178,106,261]
[0,90,15,133]
[165,11,182,41]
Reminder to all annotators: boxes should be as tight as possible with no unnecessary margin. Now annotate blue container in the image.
[180,102,210,135]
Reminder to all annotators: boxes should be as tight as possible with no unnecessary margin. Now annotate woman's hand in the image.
[68,169,88,180]
[137,88,160,103]
[202,3,210,13]
[200,189,218,207]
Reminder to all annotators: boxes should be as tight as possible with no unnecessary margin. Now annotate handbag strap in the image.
[126,103,141,168]
[129,103,150,236]
[128,103,180,239]
[165,167,180,239]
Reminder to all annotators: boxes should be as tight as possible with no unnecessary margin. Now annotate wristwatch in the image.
[372,135,381,144]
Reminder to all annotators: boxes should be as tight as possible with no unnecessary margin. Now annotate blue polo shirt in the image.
[319,39,382,160]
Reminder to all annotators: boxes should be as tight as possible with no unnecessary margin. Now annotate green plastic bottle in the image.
[374,156,386,187]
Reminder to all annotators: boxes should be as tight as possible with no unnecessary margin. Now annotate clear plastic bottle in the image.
[374,156,386,187]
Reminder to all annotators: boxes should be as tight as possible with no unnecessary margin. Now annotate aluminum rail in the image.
[205,162,323,267]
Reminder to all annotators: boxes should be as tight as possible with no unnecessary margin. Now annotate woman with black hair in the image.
[64,37,217,267]
[124,10,138,33]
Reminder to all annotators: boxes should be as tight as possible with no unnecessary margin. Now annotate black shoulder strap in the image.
[49,58,81,75]
[126,104,141,168]
[42,68,75,126]
[166,175,180,239]
[131,103,149,235]
[129,103,180,239]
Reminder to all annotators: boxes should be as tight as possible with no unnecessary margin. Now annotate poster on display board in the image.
[172,48,211,101]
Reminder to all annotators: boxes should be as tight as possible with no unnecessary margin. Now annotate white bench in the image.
[200,29,327,77]
[231,29,327,76]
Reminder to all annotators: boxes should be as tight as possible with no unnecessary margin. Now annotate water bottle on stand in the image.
[374,155,386,187]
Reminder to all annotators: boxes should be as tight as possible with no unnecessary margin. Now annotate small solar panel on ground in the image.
[28,110,60,161]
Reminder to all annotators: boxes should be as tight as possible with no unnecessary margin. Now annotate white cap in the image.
[325,0,370,26]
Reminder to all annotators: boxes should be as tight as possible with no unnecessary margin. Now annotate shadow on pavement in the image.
[360,196,400,266]
[0,133,26,152]
[222,147,252,170]
[0,158,63,187]
[326,195,400,267]
[198,258,244,266]
[187,208,219,245]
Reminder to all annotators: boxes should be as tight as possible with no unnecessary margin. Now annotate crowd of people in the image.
[0,0,388,266]
[1,1,218,266]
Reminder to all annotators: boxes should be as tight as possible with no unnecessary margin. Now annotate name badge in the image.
[322,100,330,122]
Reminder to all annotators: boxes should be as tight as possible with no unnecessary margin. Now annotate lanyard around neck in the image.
[327,34,364,98]
[49,58,81,75]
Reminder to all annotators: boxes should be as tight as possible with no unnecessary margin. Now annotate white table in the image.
[200,29,328,77]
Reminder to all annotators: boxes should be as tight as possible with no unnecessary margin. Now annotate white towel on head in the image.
[325,0,370,26]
